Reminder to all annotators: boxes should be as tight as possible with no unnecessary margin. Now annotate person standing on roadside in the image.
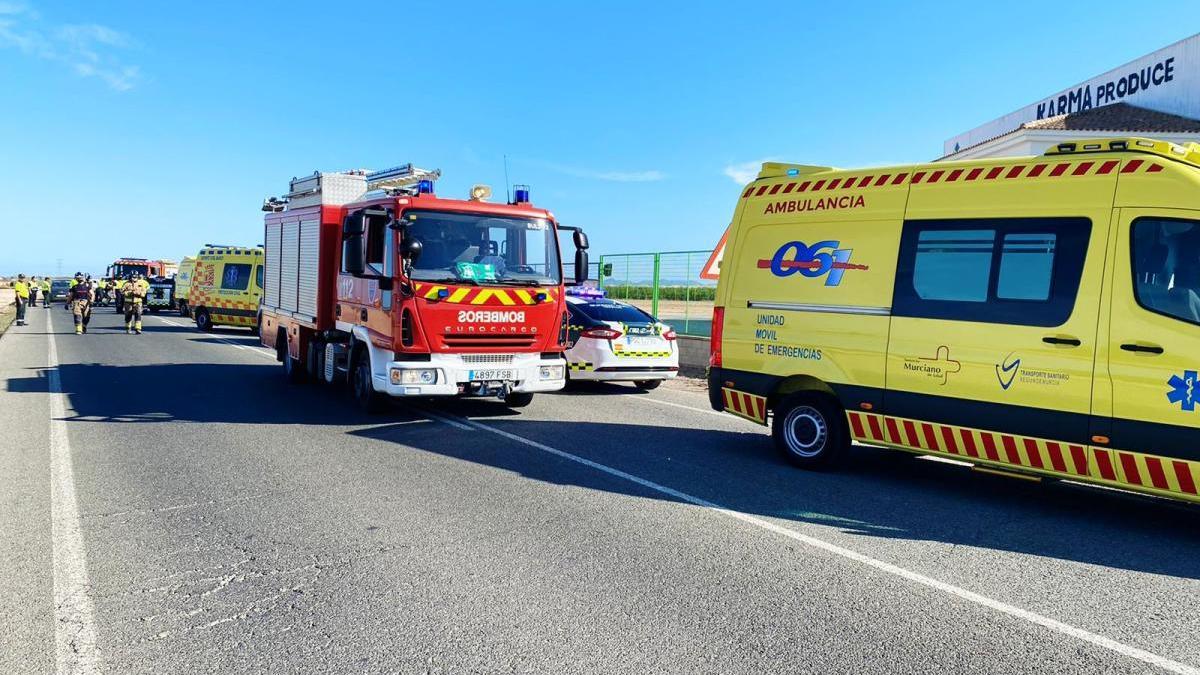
[40,277,50,307]
[27,276,39,309]
[13,274,29,326]
[67,272,94,334]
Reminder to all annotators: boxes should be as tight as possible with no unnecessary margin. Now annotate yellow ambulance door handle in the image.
[1041,335,1082,347]
[1119,341,1165,355]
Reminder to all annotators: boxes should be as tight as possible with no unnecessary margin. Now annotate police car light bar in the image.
[565,286,605,299]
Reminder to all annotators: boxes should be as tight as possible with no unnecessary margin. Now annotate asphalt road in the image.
[2,304,1199,674]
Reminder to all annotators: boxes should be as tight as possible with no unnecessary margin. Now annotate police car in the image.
[564,288,679,389]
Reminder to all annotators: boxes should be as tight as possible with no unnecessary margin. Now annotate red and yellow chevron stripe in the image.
[722,387,767,425]
[412,283,555,306]
[742,158,1164,199]
[847,411,1200,502]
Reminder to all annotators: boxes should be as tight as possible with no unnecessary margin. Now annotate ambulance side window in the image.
[255,264,264,289]
[221,264,251,291]
[894,217,1090,327]
[1132,217,1200,326]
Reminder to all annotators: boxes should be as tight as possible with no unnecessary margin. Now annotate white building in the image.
[943,32,1200,160]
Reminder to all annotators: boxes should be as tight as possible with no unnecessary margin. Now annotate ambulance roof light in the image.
[1057,143,1077,153]
[1110,141,1128,151]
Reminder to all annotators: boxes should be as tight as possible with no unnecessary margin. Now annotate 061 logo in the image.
[758,240,868,286]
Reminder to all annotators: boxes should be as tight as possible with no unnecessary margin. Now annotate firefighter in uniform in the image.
[121,272,148,334]
[67,273,94,334]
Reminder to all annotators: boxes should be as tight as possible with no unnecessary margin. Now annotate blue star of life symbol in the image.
[1167,370,1198,412]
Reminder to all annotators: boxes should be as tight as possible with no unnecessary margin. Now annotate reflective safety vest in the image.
[13,281,29,299]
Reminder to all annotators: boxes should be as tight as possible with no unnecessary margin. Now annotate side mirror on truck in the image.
[342,213,368,276]
[573,230,589,251]
[574,249,589,285]
[401,237,423,264]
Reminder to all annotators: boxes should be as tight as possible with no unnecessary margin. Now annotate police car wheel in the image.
[772,394,848,470]
[352,354,386,413]
[634,380,661,390]
[195,309,213,332]
[505,392,534,408]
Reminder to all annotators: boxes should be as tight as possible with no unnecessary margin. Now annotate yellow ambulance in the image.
[174,256,196,317]
[710,137,1200,504]
[188,245,264,332]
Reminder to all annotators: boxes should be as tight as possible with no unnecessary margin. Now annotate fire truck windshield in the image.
[111,262,151,278]
[403,210,561,286]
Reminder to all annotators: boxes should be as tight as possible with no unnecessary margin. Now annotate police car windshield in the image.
[576,301,655,324]
[402,210,561,286]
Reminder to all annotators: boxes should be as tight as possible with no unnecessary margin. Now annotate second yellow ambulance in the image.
[188,245,264,332]
[710,137,1200,504]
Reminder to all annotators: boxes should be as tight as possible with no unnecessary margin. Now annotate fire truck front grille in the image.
[442,334,537,350]
[461,353,516,365]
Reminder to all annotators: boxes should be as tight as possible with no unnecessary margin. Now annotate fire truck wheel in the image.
[195,308,213,332]
[352,353,386,413]
[504,392,535,408]
[771,393,848,470]
[634,380,662,390]
[282,349,306,384]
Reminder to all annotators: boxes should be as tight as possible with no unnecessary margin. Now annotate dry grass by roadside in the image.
[0,303,15,337]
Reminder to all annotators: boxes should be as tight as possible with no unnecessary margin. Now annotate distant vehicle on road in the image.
[563,287,678,389]
[174,256,196,317]
[187,246,263,332]
[259,164,589,410]
[48,278,71,302]
[106,258,173,311]
[710,137,1200,505]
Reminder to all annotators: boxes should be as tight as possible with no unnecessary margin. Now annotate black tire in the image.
[195,308,213,332]
[504,392,535,408]
[634,380,661,390]
[280,336,306,384]
[178,302,189,317]
[771,393,848,470]
[352,352,386,413]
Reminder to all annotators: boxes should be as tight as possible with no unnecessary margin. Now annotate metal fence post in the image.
[597,255,606,289]
[651,253,661,318]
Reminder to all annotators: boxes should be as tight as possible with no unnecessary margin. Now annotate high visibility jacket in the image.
[40,280,50,292]
[13,281,29,299]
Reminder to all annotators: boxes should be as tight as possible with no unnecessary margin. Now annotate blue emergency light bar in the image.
[565,286,605,299]
[417,179,435,194]
[513,185,531,204]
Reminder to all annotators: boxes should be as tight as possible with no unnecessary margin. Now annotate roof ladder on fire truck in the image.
[366,164,442,192]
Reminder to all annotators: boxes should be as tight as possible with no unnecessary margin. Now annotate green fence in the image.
[597,250,716,337]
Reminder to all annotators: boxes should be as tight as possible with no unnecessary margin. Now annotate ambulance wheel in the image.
[178,303,189,317]
[634,380,661,390]
[772,393,848,470]
[195,308,213,332]
[505,392,534,408]
[352,353,386,413]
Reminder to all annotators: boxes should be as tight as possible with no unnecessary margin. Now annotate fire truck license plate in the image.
[468,369,514,381]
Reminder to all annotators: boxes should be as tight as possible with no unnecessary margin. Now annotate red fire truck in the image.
[259,164,589,411]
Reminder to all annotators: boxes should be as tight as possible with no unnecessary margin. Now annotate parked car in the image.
[563,288,678,389]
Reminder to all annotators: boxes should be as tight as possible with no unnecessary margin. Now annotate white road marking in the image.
[46,309,101,673]
[438,409,1199,675]
[621,392,735,419]
[152,316,274,360]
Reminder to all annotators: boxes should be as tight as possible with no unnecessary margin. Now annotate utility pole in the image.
[56,258,63,276]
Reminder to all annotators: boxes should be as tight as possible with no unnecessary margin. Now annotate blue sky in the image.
[2,0,1199,276]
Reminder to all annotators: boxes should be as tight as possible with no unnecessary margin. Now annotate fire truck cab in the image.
[259,165,588,411]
